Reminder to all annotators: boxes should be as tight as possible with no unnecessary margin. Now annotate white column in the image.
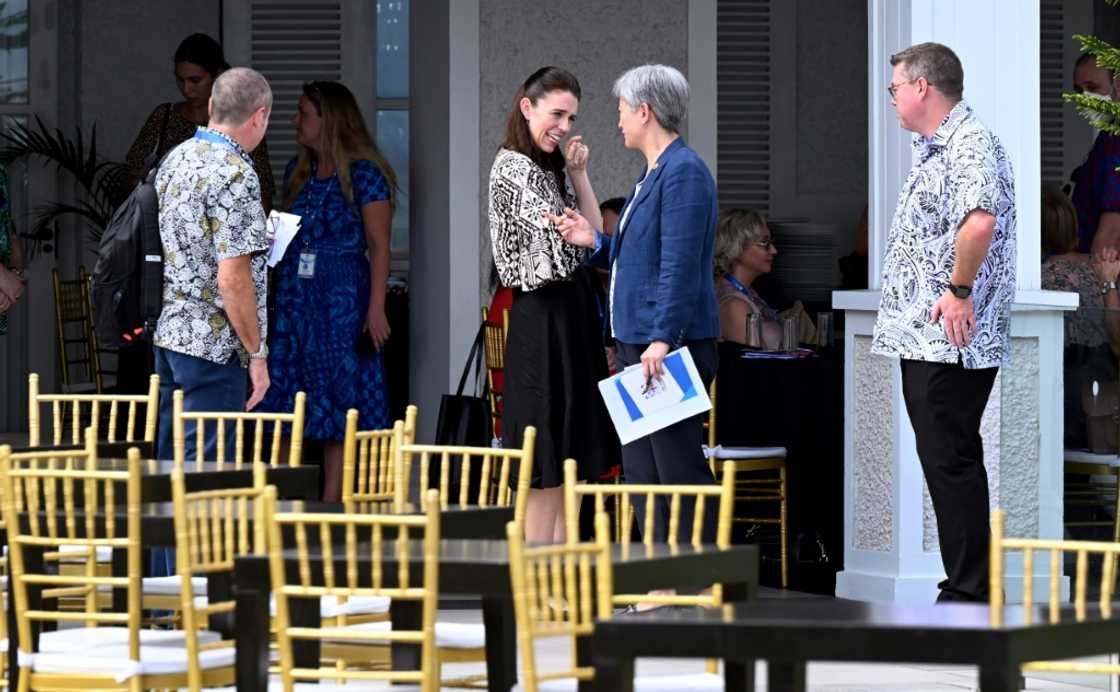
[834,0,1074,603]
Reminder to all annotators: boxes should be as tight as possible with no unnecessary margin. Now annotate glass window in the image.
[0,0,29,104]
[376,0,409,99]
[376,110,409,255]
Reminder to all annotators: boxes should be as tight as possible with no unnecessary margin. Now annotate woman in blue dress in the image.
[260,81,397,500]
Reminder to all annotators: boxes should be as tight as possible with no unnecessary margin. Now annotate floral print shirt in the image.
[153,127,269,365]
[872,101,1017,369]
[1041,256,1108,348]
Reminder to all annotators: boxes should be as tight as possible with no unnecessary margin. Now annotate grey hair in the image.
[210,67,273,125]
[613,64,689,134]
[890,42,964,102]
[714,209,768,275]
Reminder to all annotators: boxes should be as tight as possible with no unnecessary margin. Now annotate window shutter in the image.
[248,1,344,189]
[717,0,771,214]
[1040,0,1065,186]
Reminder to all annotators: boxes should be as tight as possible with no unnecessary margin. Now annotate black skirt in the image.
[502,270,619,488]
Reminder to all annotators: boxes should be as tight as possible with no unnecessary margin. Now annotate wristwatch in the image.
[949,283,972,299]
[1102,280,1117,296]
[248,343,268,361]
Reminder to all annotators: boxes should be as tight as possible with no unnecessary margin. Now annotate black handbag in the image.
[435,322,492,447]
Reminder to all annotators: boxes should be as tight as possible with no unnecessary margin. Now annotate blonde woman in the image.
[713,209,781,348]
[259,81,398,501]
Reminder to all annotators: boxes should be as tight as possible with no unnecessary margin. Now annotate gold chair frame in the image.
[341,405,418,504]
[52,266,109,393]
[991,508,1120,676]
[173,389,306,470]
[480,305,510,438]
[706,377,789,587]
[266,487,440,690]
[28,372,159,448]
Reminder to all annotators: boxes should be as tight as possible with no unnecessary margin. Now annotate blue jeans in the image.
[152,347,247,576]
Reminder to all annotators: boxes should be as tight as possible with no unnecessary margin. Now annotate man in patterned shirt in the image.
[872,43,1017,603]
[153,67,272,465]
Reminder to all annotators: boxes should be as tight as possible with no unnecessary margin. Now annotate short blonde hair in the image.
[714,209,768,275]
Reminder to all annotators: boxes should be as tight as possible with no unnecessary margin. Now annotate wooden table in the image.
[591,599,1120,692]
[235,541,759,692]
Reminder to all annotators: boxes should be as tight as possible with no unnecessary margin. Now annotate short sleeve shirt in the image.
[871,101,1017,370]
[153,128,269,365]
[1071,132,1120,252]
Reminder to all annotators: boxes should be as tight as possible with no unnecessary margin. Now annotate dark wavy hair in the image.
[499,66,581,191]
[173,33,230,78]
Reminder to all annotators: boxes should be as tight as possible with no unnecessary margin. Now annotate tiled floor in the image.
[435,586,1117,691]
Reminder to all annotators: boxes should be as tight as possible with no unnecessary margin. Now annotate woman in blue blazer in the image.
[554,64,721,543]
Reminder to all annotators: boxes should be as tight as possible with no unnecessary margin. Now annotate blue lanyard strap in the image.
[724,273,779,321]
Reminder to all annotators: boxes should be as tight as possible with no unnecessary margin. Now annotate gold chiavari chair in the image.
[480,305,509,437]
[991,508,1120,677]
[341,405,418,504]
[0,438,236,690]
[563,457,736,610]
[173,388,306,471]
[391,423,535,687]
[508,514,723,691]
[704,377,789,587]
[52,266,109,394]
[267,486,440,691]
[28,372,159,448]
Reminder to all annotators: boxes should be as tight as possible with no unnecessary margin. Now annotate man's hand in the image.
[246,359,270,411]
[366,304,391,350]
[930,291,976,348]
[548,207,597,248]
[564,136,589,174]
[640,341,671,384]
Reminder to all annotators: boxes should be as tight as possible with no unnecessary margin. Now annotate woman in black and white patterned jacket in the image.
[488,66,618,543]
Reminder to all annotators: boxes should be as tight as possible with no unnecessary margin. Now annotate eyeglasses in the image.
[887,77,925,99]
[753,238,775,250]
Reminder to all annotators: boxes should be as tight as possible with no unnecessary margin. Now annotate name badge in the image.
[297,252,317,279]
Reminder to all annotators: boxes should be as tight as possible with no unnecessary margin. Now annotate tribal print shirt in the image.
[872,100,1017,370]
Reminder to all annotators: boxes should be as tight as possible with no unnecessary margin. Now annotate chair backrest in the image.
[173,389,306,471]
[705,377,719,447]
[267,486,440,690]
[480,305,510,435]
[990,508,1120,627]
[171,466,263,690]
[341,405,418,503]
[52,266,104,392]
[508,513,613,692]
[28,372,160,447]
[0,430,143,659]
[393,423,535,523]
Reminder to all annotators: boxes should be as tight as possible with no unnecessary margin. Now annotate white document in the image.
[266,210,302,268]
[597,346,712,445]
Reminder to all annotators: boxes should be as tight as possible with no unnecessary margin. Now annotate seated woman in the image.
[714,209,781,348]
[1042,183,1120,451]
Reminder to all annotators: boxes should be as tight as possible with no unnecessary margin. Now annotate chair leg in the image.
[779,465,789,589]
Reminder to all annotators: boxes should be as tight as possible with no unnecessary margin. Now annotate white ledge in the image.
[832,289,1079,313]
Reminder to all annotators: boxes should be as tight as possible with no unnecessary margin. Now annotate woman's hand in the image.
[0,265,25,312]
[548,207,597,248]
[365,303,391,351]
[564,136,589,175]
[1093,248,1120,284]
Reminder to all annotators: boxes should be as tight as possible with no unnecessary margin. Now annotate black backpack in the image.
[91,107,170,348]
[90,167,164,348]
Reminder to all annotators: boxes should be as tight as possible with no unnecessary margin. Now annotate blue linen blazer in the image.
[591,138,720,347]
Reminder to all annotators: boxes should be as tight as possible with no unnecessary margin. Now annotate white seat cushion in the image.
[328,620,485,649]
[269,595,392,618]
[142,575,208,596]
[207,681,422,691]
[57,544,113,562]
[703,444,787,460]
[513,674,722,691]
[26,642,233,681]
[36,626,221,653]
[1064,450,1120,466]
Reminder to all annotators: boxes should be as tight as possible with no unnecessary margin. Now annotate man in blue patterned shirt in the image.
[153,67,273,467]
[872,43,1017,603]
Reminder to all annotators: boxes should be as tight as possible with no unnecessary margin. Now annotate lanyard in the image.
[300,173,336,250]
[724,273,779,321]
[192,127,240,152]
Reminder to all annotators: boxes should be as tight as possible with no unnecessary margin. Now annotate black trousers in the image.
[615,340,719,544]
[900,358,998,602]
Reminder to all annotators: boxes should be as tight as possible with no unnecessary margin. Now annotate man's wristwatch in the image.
[1103,280,1118,296]
[949,283,972,299]
[248,343,268,361]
